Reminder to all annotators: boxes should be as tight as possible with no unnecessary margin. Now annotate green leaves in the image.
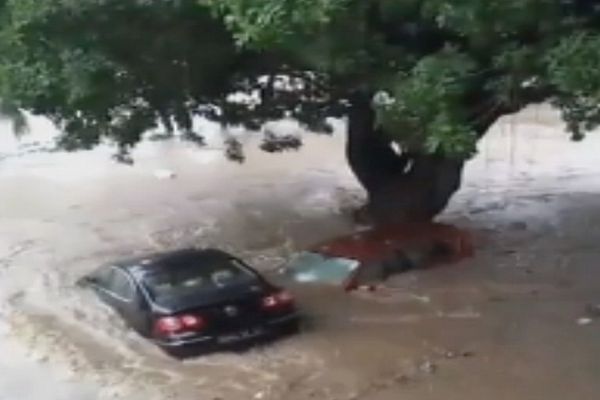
[374,48,477,157]
[0,0,241,149]
[425,112,476,156]
[205,0,350,48]
[546,33,600,96]
[422,0,559,43]
[545,32,600,139]
[1,0,600,159]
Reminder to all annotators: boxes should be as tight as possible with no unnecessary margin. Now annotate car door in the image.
[113,268,153,334]
[88,267,121,306]
[94,267,148,333]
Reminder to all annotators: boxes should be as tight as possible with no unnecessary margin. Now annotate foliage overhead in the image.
[1,0,600,158]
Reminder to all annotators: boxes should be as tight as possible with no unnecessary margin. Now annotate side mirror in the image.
[76,275,96,287]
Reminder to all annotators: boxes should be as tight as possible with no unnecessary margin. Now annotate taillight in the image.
[262,295,279,308]
[155,316,183,334]
[154,314,206,336]
[180,315,204,329]
[262,291,294,310]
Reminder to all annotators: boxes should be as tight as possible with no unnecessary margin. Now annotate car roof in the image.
[114,248,236,279]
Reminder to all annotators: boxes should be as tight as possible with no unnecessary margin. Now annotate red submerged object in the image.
[283,222,473,291]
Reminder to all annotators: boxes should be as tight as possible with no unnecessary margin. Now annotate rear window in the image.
[141,257,256,302]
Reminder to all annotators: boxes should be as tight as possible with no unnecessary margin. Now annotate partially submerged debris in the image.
[444,351,457,359]
[577,317,593,326]
[419,360,437,374]
[282,252,359,285]
[435,348,475,359]
[584,303,600,318]
[153,169,177,180]
[394,374,411,384]
[439,308,482,319]
[260,131,302,153]
[282,222,473,291]
[409,294,431,304]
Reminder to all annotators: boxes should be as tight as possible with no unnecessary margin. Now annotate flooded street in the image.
[1,105,600,400]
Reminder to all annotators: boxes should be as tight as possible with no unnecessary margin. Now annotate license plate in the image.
[217,327,265,344]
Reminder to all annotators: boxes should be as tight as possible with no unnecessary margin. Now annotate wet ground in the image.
[1,105,600,400]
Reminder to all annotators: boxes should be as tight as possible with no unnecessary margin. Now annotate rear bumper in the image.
[154,335,212,348]
[266,312,299,326]
[153,312,300,353]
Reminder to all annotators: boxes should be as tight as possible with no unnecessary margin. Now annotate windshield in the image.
[284,252,359,285]
[142,258,256,302]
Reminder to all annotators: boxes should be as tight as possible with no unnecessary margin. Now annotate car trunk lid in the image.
[154,285,269,335]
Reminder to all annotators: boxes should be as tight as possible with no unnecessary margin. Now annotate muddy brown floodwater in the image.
[1,105,600,400]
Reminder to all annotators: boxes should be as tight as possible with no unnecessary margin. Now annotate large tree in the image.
[1,0,600,224]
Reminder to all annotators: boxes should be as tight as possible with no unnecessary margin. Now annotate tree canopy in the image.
[1,0,600,158]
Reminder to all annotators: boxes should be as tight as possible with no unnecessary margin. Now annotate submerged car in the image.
[78,248,299,357]
[283,222,473,290]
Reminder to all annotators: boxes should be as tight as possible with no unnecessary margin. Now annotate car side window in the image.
[107,268,136,301]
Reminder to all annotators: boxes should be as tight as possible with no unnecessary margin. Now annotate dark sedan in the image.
[78,249,299,358]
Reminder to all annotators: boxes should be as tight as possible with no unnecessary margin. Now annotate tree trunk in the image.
[346,96,465,225]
